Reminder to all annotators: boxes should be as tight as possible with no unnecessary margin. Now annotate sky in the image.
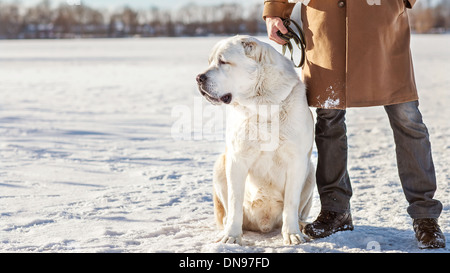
[7,0,262,10]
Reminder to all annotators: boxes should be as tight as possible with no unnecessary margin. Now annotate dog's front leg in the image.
[282,156,310,245]
[220,155,249,245]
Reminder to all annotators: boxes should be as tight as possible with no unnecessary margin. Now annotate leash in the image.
[276,18,306,68]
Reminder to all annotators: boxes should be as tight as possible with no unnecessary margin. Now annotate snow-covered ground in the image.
[0,35,448,253]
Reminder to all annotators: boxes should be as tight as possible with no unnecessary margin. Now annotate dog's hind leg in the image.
[213,153,228,229]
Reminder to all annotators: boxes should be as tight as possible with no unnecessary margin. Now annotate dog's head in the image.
[196,35,295,106]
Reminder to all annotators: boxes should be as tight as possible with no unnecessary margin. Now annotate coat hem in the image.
[309,95,419,110]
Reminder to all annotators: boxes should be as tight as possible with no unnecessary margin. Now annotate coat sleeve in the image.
[404,0,417,8]
[262,0,296,20]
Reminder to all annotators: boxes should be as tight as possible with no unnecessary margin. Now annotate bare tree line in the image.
[409,0,450,33]
[0,0,266,39]
[0,0,448,39]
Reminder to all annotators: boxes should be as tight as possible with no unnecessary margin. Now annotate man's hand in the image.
[266,16,288,45]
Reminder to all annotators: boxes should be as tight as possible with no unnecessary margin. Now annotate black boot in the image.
[413,218,446,249]
[303,210,354,239]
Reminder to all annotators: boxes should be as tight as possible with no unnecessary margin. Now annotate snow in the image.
[322,97,340,109]
[0,35,448,253]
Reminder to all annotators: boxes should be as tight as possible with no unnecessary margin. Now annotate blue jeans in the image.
[315,100,442,219]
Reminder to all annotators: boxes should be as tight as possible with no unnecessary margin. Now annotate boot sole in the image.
[305,221,354,239]
[417,237,446,249]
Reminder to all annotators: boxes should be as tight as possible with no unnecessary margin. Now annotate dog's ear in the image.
[241,38,273,64]
[242,40,257,57]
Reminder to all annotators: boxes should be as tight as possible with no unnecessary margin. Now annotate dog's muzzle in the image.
[196,74,232,104]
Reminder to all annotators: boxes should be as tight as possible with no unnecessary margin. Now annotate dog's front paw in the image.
[217,224,243,245]
[217,229,242,245]
[282,232,309,245]
[219,234,242,245]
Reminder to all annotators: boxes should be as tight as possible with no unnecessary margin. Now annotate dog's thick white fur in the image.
[196,35,315,245]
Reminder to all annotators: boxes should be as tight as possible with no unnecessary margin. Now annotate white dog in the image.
[196,35,315,245]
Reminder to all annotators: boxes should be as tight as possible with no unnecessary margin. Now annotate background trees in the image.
[0,0,448,39]
[409,0,450,33]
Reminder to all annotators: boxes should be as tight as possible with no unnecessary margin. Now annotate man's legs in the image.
[384,101,442,219]
[384,100,444,248]
[314,108,352,212]
[304,108,353,238]
[306,103,444,247]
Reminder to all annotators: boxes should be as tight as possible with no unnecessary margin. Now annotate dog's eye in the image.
[218,58,229,65]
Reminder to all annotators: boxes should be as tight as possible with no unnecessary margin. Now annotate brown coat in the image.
[263,0,418,109]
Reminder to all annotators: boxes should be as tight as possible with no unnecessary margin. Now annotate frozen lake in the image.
[0,35,448,252]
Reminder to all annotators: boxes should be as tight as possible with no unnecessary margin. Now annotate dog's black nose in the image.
[196,74,207,84]
[220,93,232,104]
